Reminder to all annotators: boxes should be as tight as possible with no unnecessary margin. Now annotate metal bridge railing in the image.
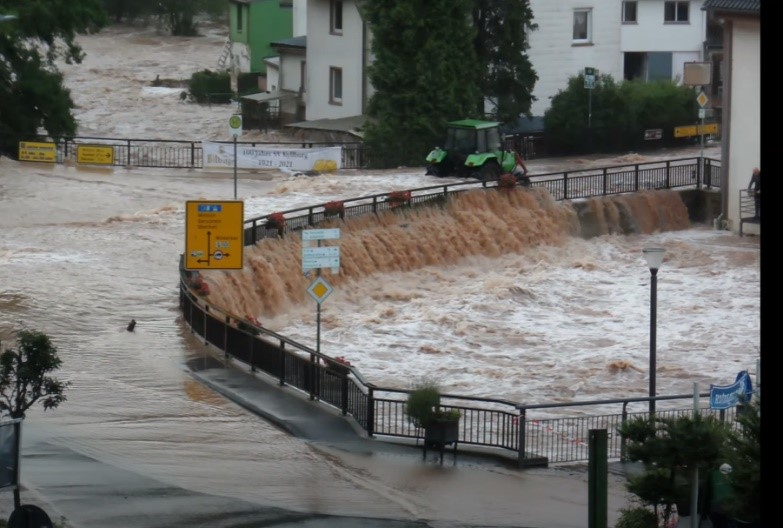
[178,156,738,467]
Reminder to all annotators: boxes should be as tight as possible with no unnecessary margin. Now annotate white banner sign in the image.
[202,141,341,172]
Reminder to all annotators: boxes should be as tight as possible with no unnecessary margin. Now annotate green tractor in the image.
[425,119,529,184]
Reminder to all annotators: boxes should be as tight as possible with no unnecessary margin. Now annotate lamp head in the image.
[643,247,665,270]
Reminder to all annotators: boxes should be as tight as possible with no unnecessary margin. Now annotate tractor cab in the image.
[425,119,525,182]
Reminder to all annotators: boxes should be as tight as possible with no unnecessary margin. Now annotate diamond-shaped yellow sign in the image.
[307,277,333,304]
[696,91,709,108]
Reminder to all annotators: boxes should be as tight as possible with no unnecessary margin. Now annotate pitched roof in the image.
[270,35,307,50]
[702,0,760,15]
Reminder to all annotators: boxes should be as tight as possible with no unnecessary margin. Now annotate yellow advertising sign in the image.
[674,123,719,138]
[18,141,56,163]
[77,144,114,165]
[185,200,244,270]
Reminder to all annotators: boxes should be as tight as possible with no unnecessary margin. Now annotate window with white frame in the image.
[622,1,637,23]
[573,8,592,44]
[329,67,342,105]
[664,1,689,22]
[330,0,343,35]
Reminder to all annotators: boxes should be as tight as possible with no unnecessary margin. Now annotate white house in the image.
[293,1,714,127]
[702,0,760,234]
[303,0,372,123]
[526,1,710,116]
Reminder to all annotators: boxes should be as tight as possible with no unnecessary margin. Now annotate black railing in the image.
[181,281,743,467]
[9,127,722,171]
[179,155,738,467]
[243,156,720,244]
[36,135,370,170]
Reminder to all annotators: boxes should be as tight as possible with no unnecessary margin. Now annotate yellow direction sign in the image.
[18,141,56,163]
[674,123,719,138]
[185,200,244,270]
[77,144,114,165]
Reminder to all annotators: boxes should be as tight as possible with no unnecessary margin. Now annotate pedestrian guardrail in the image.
[179,155,735,467]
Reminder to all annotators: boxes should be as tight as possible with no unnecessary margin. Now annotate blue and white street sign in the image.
[709,370,753,410]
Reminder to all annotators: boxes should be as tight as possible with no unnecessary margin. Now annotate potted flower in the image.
[406,382,460,453]
[188,273,211,296]
[327,355,352,375]
[266,212,286,235]
[323,200,345,218]
[387,190,412,208]
[497,173,517,191]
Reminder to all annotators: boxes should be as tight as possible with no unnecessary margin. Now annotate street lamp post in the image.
[643,247,665,415]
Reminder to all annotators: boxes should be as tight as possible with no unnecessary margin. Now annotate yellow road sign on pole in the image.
[18,141,56,163]
[77,144,114,165]
[185,200,244,270]
[674,123,719,138]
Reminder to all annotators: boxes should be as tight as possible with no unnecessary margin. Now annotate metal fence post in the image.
[366,386,375,437]
[341,374,349,416]
[517,408,527,468]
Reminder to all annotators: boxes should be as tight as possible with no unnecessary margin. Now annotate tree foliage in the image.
[544,74,699,154]
[361,0,537,167]
[361,0,481,168]
[100,0,225,31]
[0,0,107,156]
[617,413,729,526]
[723,397,761,524]
[0,329,70,419]
[472,0,538,123]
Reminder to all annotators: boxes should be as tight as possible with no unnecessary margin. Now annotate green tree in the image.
[617,413,729,527]
[0,0,107,156]
[472,0,538,123]
[619,79,698,128]
[361,0,481,168]
[0,329,70,419]
[544,73,699,155]
[158,0,199,36]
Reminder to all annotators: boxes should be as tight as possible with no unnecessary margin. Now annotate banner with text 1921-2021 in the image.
[201,141,341,173]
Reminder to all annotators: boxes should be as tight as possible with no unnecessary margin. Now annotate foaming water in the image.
[203,189,759,411]
[203,188,687,319]
[0,24,752,524]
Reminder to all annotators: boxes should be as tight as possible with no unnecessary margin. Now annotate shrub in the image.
[614,506,659,528]
[188,70,231,104]
[406,381,460,428]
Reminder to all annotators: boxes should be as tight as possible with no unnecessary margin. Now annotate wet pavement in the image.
[8,358,635,528]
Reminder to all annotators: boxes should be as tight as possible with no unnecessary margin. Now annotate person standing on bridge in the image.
[748,167,760,219]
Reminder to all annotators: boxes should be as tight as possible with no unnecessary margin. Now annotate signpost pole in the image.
[300,228,341,401]
[228,114,242,200]
[316,241,322,355]
[699,96,705,183]
[588,88,592,129]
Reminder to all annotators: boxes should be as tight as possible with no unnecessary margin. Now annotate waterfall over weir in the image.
[202,188,690,321]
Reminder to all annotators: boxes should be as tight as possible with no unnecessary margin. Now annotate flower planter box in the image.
[423,418,459,464]
[323,201,345,219]
[387,191,412,208]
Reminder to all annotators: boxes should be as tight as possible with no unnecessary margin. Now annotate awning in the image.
[241,91,297,103]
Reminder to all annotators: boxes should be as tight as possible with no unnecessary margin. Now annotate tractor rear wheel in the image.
[426,164,442,177]
[476,161,501,181]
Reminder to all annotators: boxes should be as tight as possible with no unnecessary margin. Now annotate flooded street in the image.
[0,22,760,527]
